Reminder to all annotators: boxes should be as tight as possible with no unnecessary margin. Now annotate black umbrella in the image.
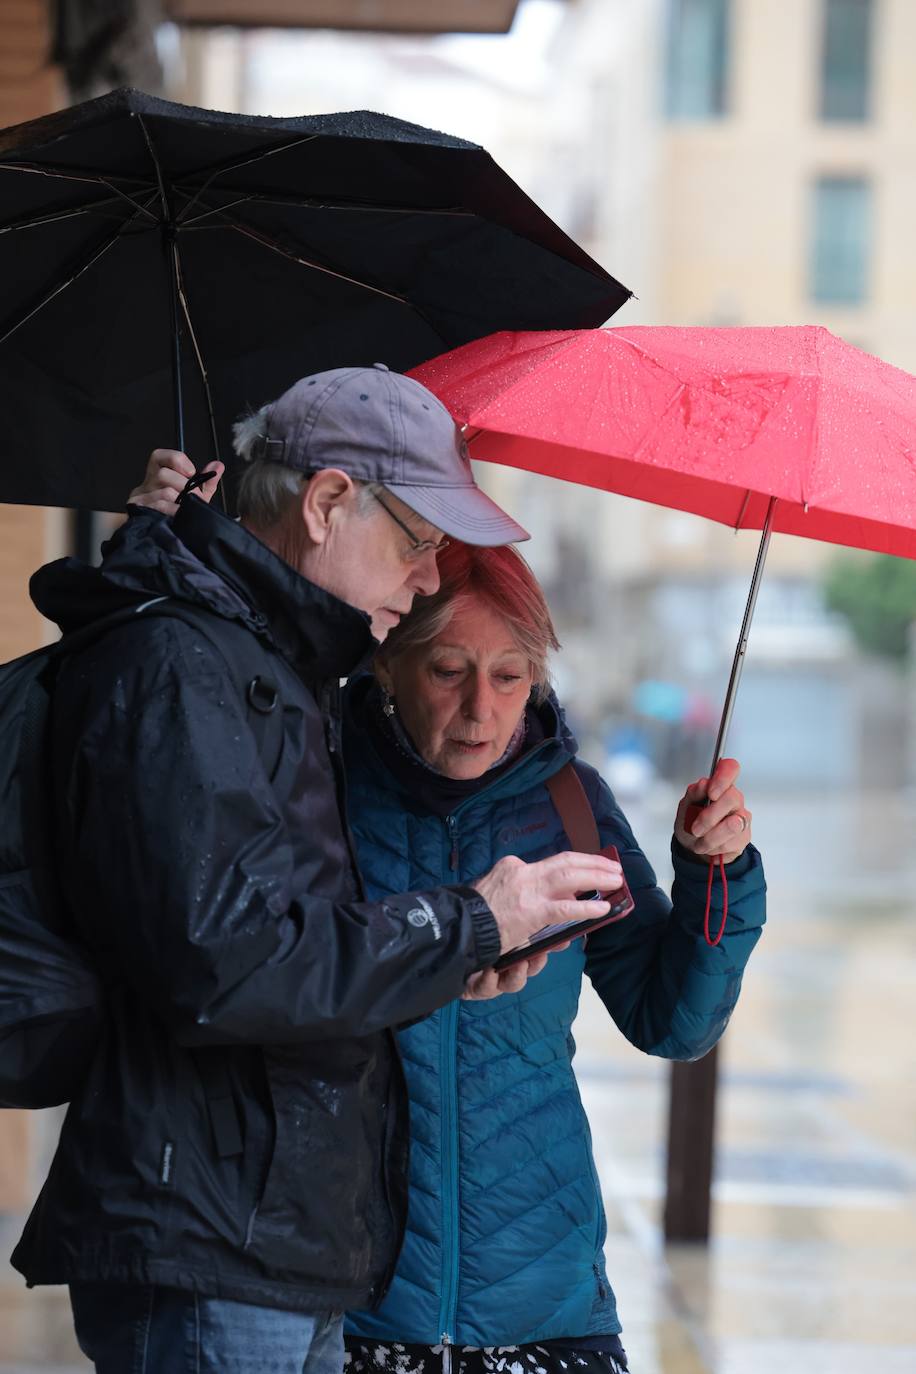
[0,88,630,512]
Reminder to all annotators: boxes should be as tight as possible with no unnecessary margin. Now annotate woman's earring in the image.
[382,691,395,717]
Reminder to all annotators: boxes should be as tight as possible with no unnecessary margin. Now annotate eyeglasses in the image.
[373,490,449,561]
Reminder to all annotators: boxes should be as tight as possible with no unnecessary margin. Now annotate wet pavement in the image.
[575,785,916,1373]
[2,789,915,1372]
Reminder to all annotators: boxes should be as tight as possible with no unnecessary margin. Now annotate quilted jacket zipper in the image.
[438,996,460,1343]
[436,747,563,1343]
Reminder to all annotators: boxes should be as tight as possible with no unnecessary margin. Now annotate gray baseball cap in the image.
[244,363,529,546]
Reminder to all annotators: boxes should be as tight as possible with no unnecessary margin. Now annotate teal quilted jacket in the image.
[343,682,766,1346]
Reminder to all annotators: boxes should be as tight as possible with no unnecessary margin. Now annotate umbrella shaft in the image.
[165,229,185,453]
[708,496,777,777]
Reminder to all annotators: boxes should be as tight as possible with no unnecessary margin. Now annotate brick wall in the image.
[0,0,62,127]
[0,0,65,1210]
[0,0,65,662]
[0,506,61,660]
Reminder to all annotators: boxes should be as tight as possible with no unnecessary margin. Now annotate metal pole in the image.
[664,1044,719,1243]
[706,495,778,774]
[70,509,102,565]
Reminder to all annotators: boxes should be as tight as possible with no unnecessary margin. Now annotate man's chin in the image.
[370,607,403,640]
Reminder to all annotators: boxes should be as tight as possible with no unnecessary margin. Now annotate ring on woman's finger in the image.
[736,813,748,832]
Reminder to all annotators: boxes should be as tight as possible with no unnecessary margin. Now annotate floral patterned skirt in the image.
[344,1337,629,1374]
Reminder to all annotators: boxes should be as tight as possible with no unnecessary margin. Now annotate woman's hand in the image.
[462,951,552,1001]
[675,757,752,864]
[127,448,224,515]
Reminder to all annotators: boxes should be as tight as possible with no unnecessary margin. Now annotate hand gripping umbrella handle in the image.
[684,494,777,945]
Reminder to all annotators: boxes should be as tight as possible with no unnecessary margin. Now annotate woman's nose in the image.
[463,677,493,722]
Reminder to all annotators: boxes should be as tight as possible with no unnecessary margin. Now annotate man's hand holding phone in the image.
[467,848,634,998]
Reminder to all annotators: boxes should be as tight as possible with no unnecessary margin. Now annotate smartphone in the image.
[492,844,634,972]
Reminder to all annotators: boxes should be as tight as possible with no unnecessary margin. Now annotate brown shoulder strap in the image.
[546,762,601,854]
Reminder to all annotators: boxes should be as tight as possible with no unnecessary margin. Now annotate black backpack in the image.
[0,597,284,1109]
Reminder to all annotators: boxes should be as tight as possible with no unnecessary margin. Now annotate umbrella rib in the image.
[0,159,155,191]
[177,188,474,227]
[0,211,148,346]
[92,178,161,221]
[218,212,409,307]
[135,115,171,220]
[734,489,752,531]
[0,163,160,222]
[0,188,159,235]
[176,193,258,227]
[175,134,322,225]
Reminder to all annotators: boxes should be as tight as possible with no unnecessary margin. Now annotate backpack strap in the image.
[142,601,286,783]
[52,597,286,782]
[19,672,57,893]
[546,762,601,854]
[51,597,286,1156]
[22,601,191,918]
[131,601,285,1157]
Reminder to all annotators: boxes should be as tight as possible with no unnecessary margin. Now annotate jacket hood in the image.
[343,674,580,811]
[31,499,375,680]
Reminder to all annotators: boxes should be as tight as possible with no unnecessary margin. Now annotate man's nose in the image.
[408,549,440,597]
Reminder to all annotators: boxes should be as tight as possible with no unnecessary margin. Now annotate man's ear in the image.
[300,468,356,544]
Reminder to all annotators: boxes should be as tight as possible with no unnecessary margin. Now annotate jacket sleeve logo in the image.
[406,897,441,941]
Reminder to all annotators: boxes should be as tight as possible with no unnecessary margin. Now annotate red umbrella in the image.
[411,324,916,773]
[412,325,916,1216]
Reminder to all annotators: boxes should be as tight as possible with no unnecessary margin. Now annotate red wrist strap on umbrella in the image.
[684,802,728,947]
[703,854,728,946]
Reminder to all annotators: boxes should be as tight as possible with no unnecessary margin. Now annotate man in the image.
[14,364,620,1373]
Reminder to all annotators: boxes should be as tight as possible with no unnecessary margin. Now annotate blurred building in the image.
[456,0,916,787]
[622,0,916,786]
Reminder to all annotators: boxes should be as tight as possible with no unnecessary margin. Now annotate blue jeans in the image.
[70,1282,344,1374]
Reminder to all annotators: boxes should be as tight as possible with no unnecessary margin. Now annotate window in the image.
[809,176,871,304]
[664,0,730,119]
[820,0,873,121]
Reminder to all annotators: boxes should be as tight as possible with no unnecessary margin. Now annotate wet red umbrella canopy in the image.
[412,325,916,555]
[411,325,916,769]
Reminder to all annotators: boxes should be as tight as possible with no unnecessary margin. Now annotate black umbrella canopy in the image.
[0,88,630,513]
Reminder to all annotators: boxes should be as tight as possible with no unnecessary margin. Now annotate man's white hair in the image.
[232,405,270,465]
[232,406,309,528]
[232,405,380,529]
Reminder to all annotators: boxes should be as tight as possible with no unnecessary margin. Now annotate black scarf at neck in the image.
[365,682,545,818]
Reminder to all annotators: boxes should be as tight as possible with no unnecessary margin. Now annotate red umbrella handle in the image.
[704,855,728,946]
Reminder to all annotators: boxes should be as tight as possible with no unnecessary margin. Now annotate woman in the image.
[130,459,765,1374]
[341,542,763,1374]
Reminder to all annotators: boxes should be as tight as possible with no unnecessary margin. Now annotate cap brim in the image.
[385,481,530,546]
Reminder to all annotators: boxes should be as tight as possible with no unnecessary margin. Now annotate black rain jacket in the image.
[12,498,499,1313]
